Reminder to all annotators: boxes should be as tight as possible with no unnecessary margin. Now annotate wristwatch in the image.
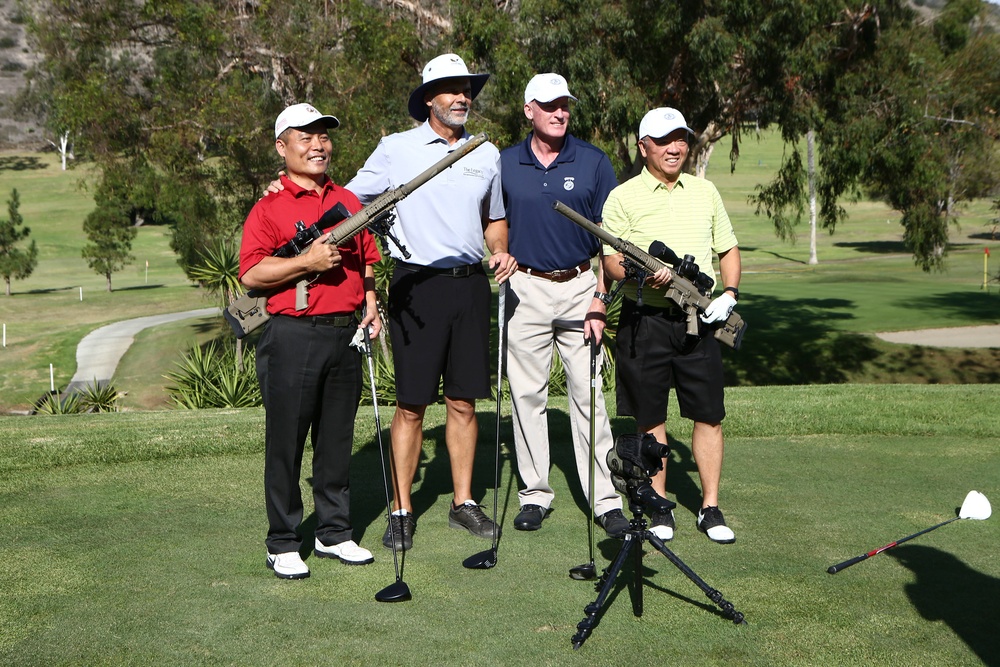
[723,286,740,300]
[593,291,613,306]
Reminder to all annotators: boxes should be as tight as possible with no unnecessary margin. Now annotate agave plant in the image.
[76,380,124,413]
[166,341,261,409]
[34,392,81,415]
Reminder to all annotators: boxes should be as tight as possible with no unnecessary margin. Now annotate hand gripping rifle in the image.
[225,133,491,338]
[552,200,746,350]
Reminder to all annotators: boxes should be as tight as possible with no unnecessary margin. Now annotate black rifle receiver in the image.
[551,200,746,350]
[273,203,351,258]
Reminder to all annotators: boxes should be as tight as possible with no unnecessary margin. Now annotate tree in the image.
[0,189,39,296]
[748,1,1000,270]
[22,0,425,279]
[81,201,137,293]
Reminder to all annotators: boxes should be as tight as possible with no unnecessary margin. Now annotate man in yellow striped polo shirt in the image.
[601,107,742,544]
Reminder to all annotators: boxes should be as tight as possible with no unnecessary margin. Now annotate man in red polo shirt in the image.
[239,103,381,580]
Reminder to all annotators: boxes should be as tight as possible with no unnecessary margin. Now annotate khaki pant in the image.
[506,270,622,516]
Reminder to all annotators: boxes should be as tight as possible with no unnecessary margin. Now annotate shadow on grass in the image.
[897,290,1000,323]
[23,283,166,294]
[0,156,49,172]
[833,240,908,254]
[721,294,881,385]
[889,545,1000,666]
[342,410,517,563]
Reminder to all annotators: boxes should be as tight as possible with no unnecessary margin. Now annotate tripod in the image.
[571,497,747,649]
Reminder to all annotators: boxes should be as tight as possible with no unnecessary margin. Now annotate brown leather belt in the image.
[517,260,591,283]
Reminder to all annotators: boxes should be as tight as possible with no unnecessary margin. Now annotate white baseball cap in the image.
[407,53,490,122]
[274,103,340,139]
[638,107,694,140]
[524,73,578,105]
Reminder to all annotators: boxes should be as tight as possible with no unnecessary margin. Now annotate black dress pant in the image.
[256,314,362,554]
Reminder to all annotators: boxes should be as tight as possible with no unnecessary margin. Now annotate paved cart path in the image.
[68,308,220,392]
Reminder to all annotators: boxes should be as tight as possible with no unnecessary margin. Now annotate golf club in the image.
[827,490,991,574]
[569,337,599,581]
[352,326,411,602]
[463,282,507,570]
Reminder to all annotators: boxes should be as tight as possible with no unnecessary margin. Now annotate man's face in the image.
[525,97,571,142]
[427,78,472,129]
[275,121,331,179]
[638,129,690,185]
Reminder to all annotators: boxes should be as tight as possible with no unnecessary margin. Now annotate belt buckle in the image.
[451,265,472,277]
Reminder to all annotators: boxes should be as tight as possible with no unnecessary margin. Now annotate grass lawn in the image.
[1,386,998,665]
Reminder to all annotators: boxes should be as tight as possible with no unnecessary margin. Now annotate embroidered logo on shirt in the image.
[563,177,575,191]
[463,166,485,180]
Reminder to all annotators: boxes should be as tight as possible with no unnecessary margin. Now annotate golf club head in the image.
[375,580,412,603]
[462,548,497,570]
[958,490,992,520]
[569,562,597,581]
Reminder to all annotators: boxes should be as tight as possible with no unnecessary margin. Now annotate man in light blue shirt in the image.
[347,53,517,552]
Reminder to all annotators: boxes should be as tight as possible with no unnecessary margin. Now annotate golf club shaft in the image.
[491,282,506,550]
[363,329,404,583]
[827,516,960,574]
[587,338,597,564]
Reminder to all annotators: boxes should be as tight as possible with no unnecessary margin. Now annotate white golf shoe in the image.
[314,538,374,565]
[266,551,310,579]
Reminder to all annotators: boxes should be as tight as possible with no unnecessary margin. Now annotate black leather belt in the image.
[395,260,485,277]
[517,260,591,283]
[627,299,687,320]
[279,313,355,327]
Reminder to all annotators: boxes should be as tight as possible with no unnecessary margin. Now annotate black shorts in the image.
[614,298,726,426]
[388,263,491,405]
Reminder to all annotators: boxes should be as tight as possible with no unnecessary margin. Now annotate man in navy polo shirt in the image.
[500,74,627,537]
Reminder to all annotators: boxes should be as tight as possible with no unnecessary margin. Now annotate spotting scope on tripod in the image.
[571,433,746,649]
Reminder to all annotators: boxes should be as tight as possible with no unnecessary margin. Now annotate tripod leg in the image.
[572,532,638,649]
[646,531,747,625]
[629,528,644,617]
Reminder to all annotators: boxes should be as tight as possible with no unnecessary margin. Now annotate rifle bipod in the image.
[571,505,746,650]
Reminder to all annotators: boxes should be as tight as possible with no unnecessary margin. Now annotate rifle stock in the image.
[552,200,746,350]
[226,133,491,337]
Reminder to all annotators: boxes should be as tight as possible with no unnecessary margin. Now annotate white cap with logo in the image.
[274,103,340,139]
[524,73,578,105]
[638,107,694,140]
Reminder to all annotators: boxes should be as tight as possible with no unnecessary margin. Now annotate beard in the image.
[430,99,468,129]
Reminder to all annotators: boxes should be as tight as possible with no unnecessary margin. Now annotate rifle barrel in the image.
[328,133,490,246]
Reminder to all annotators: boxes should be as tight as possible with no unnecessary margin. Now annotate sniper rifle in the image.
[552,200,746,350]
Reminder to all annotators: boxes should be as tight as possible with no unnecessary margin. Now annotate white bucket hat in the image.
[407,53,490,122]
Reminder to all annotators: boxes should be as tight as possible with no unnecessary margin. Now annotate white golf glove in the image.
[700,292,737,324]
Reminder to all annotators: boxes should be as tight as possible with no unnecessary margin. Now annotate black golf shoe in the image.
[697,506,736,544]
[449,501,500,540]
[648,509,675,541]
[382,512,416,551]
[514,504,548,531]
[598,509,629,538]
